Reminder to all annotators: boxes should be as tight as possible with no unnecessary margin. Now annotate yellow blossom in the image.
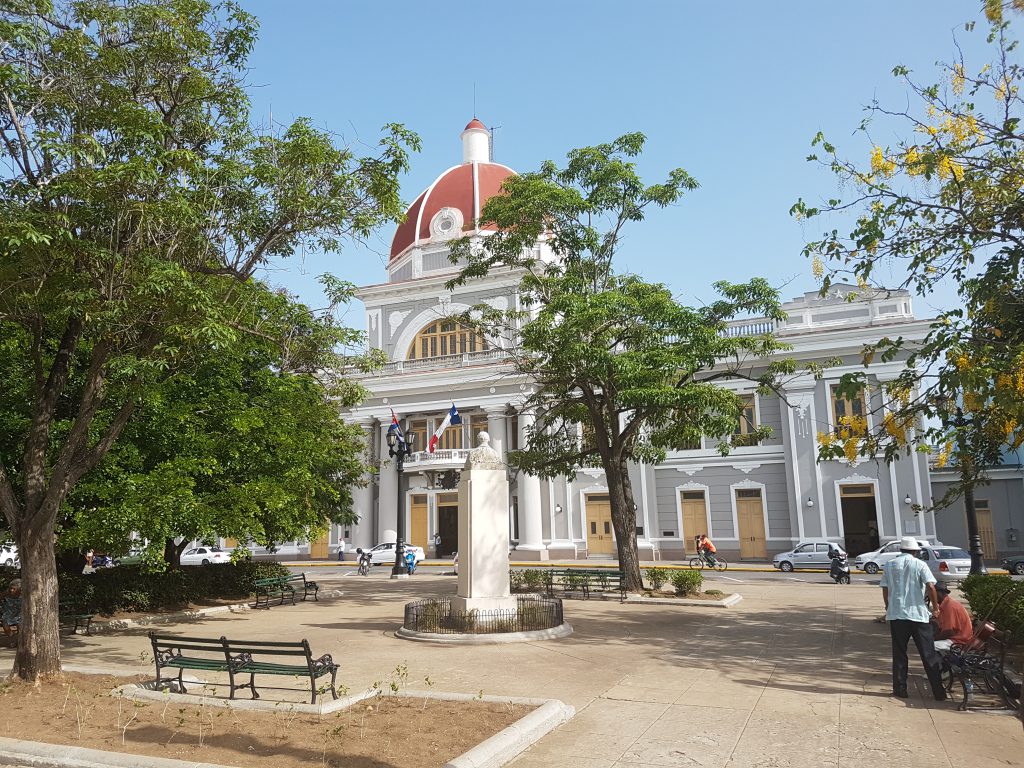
[954,354,971,371]
[843,437,860,463]
[817,431,836,448]
[904,146,924,176]
[812,255,824,280]
[952,63,965,96]
[870,146,897,177]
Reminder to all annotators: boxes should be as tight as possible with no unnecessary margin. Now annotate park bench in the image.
[940,622,1020,712]
[252,573,318,609]
[149,632,339,705]
[59,600,95,636]
[541,567,626,602]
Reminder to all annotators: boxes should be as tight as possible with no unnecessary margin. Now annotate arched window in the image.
[407,320,489,360]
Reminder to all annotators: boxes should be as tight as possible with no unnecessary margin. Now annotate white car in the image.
[360,542,425,566]
[772,539,846,571]
[1,542,18,567]
[854,539,933,574]
[179,546,231,566]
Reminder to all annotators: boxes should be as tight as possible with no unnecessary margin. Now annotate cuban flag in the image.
[388,409,406,448]
[428,403,462,453]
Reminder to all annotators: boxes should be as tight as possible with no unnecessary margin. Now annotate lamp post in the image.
[386,429,416,578]
[936,396,988,576]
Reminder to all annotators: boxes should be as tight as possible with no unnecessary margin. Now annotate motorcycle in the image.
[405,549,417,575]
[829,549,851,584]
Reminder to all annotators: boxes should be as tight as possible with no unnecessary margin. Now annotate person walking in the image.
[879,536,946,700]
[433,531,442,555]
[336,538,346,562]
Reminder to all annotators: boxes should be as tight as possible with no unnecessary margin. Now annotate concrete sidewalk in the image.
[3,573,1021,767]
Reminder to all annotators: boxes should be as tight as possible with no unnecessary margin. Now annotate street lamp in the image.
[385,428,416,578]
[934,395,988,576]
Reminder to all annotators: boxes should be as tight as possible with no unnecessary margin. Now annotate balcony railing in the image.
[402,449,470,470]
[360,348,511,376]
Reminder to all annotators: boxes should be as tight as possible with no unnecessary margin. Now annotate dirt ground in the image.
[0,673,530,768]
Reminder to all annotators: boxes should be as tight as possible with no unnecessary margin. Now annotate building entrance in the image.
[309,534,329,559]
[585,494,615,555]
[410,494,428,551]
[839,484,879,556]
[735,488,767,559]
[437,493,458,558]
[679,490,709,555]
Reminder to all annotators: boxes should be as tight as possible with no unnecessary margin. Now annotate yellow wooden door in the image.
[736,489,767,559]
[310,533,329,559]
[223,537,239,548]
[585,495,615,555]
[680,491,708,555]
[971,502,997,558]
[410,494,429,551]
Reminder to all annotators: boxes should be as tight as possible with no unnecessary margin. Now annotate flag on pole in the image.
[428,403,462,453]
[388,409,406,448]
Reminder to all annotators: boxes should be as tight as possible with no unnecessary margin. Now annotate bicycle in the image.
[356,553,371,576]
[688,551,728,571]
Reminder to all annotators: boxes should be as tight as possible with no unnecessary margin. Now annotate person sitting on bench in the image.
[932,584,973,651]
[1,579,22,645]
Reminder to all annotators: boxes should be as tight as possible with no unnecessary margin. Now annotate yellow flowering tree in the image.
[794,3,1024,520]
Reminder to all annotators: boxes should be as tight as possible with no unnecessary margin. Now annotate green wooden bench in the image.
[541,567,626,602]
[149,632,339,705]
[59,600,95,635]
[253,573,319,609]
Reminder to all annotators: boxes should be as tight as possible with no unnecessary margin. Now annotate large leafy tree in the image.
[61,280,371,567]
[792,3,1024,568]
[450,134,796,591]
[0,0,417,680]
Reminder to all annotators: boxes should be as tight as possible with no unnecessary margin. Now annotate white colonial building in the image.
[267,119,942,565]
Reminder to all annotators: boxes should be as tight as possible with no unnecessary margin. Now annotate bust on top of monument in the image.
[465,431,503,470]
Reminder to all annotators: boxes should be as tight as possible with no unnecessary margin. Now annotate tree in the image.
[449,134,796,592]
[61,280,371,567]
[0,0,417,680]
[792,2,1024,571]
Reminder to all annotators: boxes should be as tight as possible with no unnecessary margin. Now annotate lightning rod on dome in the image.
[489,124,501,162]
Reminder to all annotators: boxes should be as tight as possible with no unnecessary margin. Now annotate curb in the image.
[446,698,575,768]
[396,622,574,645]
[83,590,344,634]
[625,592,743,608]
[0,736,225,768]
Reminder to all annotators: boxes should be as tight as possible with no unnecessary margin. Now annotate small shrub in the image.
[564,572,586,591]
[522,569,547,591]
[509,570,526,591]
[670,570,703,596]
[705,589,725,597]
[961,574,1024,636]
[645,567,668,590]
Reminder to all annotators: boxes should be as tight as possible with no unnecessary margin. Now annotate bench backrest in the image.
[285,573,306,583]
[149,632,227,655]
[223,637,312,661]
[253,576,290,586]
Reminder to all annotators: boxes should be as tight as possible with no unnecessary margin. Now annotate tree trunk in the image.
[605,459,642,592]
[164,538,188,567]
[12,516,61,681]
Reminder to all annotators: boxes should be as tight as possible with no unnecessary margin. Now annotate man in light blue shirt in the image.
[879,537,946,700]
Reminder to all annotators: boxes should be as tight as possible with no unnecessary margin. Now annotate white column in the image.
[516,410,548,560]
[351,419,377,551]
[377,423,398,543]
[484,405,506,457]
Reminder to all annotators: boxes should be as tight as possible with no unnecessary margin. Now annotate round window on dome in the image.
[430,207,463,240]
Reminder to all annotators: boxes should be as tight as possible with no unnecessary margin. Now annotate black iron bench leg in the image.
[250,672,259,700]
[309,674,317,705]
[177,668,187,694]
[330,668,338,700]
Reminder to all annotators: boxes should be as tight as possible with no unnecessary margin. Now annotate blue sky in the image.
[243,1,995,328]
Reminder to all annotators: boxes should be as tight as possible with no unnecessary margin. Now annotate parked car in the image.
[854,538,933,574]
[361,542,425,566]
[113,549,146,567]
[1,542,18,567]
[773,539,846,572]
[179,546,231,566]
[1001,555,1024,575]
[920,545,972,584]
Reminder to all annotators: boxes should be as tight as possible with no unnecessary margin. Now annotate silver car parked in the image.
[773,539,847,572]
[919,545,972,584]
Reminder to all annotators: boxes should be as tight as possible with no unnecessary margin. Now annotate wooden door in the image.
[972,501,998,558]
[310,533,329,559]
[680,491,708,555]
[736,489,767,559]
[410,494,428,551]
[585,494,615,555]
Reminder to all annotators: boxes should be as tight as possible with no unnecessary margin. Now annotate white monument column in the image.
[516,410,548,560]
[350,419,377,551]
[377,422,398,543]
[484,405,506,457]
[453,432,517,614]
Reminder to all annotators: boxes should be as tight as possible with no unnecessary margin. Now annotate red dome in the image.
[389,160,515,261]
[464,117,487,131]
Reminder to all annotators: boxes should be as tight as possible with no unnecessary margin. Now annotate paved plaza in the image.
[3,572,1022,767]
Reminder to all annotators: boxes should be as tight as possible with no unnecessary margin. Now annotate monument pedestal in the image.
[453,433,518,615]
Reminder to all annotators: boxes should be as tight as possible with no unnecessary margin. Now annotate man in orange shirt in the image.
[933,584,974,650]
